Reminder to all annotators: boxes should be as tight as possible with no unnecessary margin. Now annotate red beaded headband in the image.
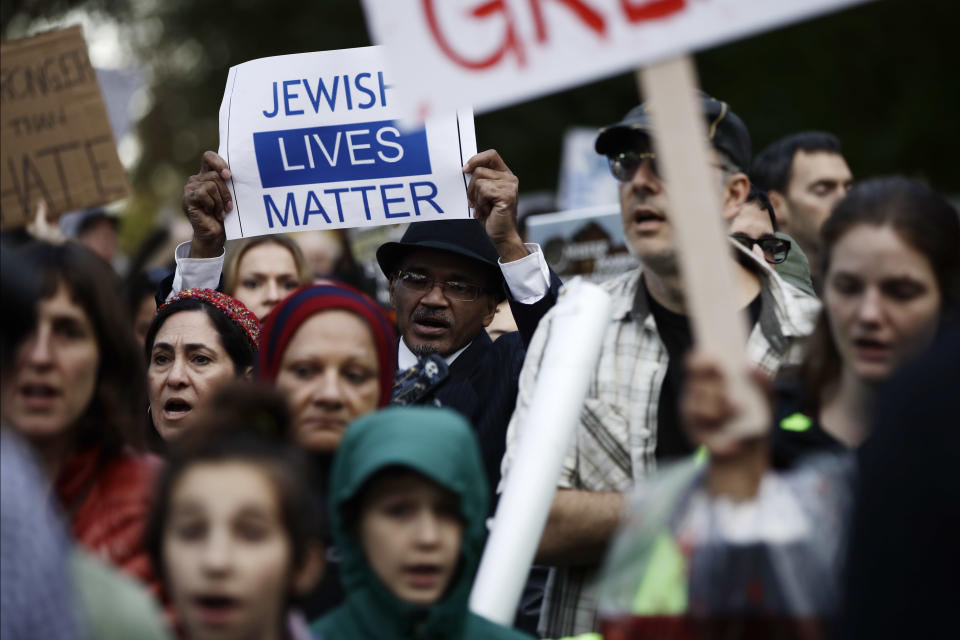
[159,288,261,350]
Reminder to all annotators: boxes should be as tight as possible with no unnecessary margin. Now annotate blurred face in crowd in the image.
[486,300,518,341]
[133,294,157,347]
[78,217,119,264]
[825,224,941,384]
[163,461,293,640]
[274,310,380,452]
[730,201,776,260]
[1,284,99,445]
[233,242,300,319]
[390,249,497,357]
[359,470,463,606]
[776,151,852,254]
[148,311,237,441]
[614,139,748,276]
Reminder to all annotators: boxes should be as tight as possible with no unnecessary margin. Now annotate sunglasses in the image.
[608,149,736,183]
[731,233,791,265]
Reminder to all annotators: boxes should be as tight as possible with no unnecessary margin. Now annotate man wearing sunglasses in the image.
[501,94,821,637]
[730,186,815,295]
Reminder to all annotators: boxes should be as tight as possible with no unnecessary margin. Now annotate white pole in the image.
[469,279,612,625]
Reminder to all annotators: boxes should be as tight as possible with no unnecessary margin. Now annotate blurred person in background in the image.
[752,132,853,285]
[146,383,325,640]
[729,185,815,295]
[60,207,121,265]
[0,241,162,596]
[223,235,313,319]
[487,300,519,341]
[296,230,343,279]
[126,268,168,347]
[770,177,960,467]
[145,288,260,447]
[311,406,532,640]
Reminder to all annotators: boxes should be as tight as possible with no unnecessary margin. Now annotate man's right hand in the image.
[182,151,232,258]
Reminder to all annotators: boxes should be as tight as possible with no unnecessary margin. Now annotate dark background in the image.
[3,0,957,248]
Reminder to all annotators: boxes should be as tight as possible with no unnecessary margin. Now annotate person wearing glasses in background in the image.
[730,185,816,296]
[500,94,821,637]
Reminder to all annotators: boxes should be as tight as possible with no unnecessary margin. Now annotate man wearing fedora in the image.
[170,149,561,498]
[500,95,820,636]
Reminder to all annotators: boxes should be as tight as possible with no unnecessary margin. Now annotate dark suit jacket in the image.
[424,269,563,501]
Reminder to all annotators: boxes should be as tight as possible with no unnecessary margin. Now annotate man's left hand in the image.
[464,149,527,263]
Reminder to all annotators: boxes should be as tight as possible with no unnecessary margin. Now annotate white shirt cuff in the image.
[168,241,225,301]
[499,243,550,305]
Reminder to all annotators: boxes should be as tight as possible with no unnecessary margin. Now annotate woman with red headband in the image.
[144,288,261,447]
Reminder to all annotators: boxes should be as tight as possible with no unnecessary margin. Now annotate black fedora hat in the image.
[376,219,505,300]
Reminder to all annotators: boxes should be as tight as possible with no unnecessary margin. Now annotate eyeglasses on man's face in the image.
[730,233,791,265]
[395,270,487,302]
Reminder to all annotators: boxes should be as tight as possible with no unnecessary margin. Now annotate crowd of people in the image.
[2,88,958,640]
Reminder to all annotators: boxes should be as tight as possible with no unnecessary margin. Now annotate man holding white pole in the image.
[500,93,820,637]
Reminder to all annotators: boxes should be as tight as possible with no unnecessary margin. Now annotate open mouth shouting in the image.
[18,382,61,410]
[191,594,242,626]
[402,563,445,590]
[852,337,891,361]
[163,397,194,421]
[630,207,667,234]
[411,310,452,338]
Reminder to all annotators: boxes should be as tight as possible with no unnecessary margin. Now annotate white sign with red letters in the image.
[362,0,869,117]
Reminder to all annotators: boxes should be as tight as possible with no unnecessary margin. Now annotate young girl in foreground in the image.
[311,406,532,640]
[145,384,325,640]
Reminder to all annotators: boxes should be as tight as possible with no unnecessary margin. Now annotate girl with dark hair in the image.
[145,288,260,445]
[224,235,312,319]
[771,176,960,464]
[0,241,162,593]
[145,383,326,640]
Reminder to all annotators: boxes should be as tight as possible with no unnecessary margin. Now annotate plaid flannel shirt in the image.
[500,248,821,637]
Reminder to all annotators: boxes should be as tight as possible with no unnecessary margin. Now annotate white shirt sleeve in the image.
[167,241,225,301]
[499,243,550,305]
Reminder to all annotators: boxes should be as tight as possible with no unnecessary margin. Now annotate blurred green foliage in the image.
[3,0,958,251]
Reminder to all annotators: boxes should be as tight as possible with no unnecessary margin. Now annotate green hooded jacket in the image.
[310,407,533,640]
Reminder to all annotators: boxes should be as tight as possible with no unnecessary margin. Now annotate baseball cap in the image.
[594,92,751,171]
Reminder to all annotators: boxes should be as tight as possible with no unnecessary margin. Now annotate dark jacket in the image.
[311,406,533,640]
[413,270,562,500]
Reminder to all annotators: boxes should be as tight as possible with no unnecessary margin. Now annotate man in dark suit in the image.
[379,198,561,497]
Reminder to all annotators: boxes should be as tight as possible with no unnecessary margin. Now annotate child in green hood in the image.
[311,406,533,640]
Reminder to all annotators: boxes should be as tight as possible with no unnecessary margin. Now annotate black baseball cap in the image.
[376,219,506,301]
[594,92,752,172]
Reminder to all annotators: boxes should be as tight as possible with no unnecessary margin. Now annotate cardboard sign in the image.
[362,0,869,116]
[525,204,635,282]
[217,46,476,240]
[0,26,129,229]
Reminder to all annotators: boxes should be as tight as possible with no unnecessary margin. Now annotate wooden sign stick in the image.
[637,56,767,443]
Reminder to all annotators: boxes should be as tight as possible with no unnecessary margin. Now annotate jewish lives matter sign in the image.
[362,0,869,116]
[218,46,476,239]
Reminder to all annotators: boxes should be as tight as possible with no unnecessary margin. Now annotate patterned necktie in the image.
[390,353,449,406]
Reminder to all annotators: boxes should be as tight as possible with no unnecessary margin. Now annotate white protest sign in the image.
[362,0,869,116]
[217,46,476,239]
